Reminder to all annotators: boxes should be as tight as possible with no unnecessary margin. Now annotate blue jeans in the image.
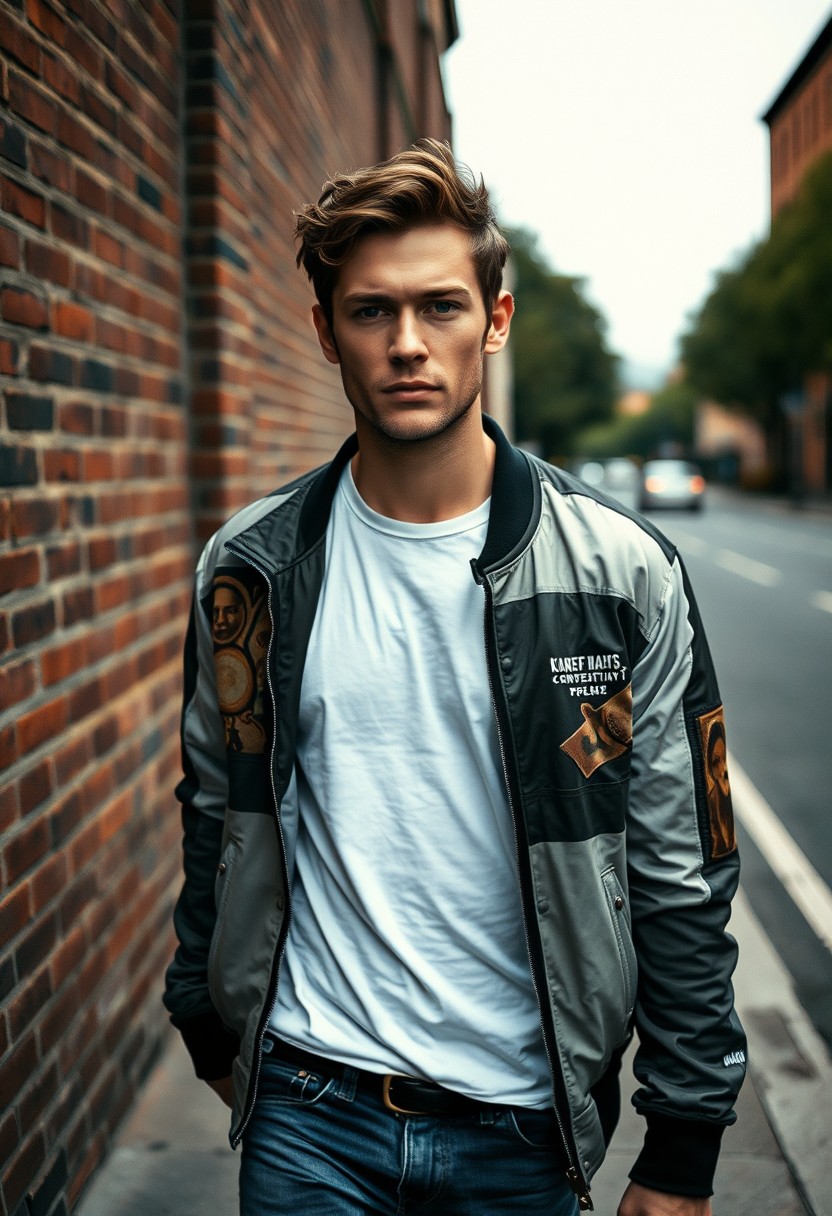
[239,1038,580,1215]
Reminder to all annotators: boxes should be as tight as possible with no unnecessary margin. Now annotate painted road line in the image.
[669,531,707,556]
[809,590,832,616]
[730,755,832,953]
[716,549,781,587]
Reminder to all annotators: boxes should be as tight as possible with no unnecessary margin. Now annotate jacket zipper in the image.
[225,539,293,1149]
[471,558,593,1211]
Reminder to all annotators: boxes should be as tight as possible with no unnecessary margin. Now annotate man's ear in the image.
[312,304,340,365]
[483,290,514,355]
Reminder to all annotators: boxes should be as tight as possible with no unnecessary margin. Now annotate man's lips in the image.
[381,381,441,396]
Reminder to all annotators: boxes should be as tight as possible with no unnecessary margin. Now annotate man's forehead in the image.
[334,222,478,296]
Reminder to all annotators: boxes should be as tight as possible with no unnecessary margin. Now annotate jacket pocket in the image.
[207,837,240,1016]
[601,867,637,1025]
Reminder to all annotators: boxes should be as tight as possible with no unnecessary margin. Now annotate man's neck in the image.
[351,409,495,523]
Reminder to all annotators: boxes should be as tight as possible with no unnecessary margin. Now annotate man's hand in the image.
[617,1182,711,1216]
[206,1076,233,1107]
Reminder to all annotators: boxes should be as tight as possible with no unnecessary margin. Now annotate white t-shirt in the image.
[271,463,551,1107]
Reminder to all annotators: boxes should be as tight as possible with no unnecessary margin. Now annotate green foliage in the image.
[576,381,698,459]
[681,151,832,426]
[507,228,619,458]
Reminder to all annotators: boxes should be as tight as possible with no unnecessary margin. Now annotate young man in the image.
[164,140,746,1216]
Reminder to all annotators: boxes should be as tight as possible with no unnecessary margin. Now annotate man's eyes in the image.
[353,301,460,319]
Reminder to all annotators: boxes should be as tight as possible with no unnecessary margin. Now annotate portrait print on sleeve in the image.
[211,571,270,754]
[698,705,737,859]
[560,683,633,779]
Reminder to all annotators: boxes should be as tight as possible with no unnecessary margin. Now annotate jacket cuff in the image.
[172,1009,240,1080]
[629,1113,726,1197]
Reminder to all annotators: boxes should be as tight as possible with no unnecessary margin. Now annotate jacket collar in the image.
[236,414,538,576]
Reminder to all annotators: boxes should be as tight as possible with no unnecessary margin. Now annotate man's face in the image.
[213,587,243,643]
[313,222,512,445]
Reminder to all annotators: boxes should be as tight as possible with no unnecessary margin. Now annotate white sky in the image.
[444,0,831,384]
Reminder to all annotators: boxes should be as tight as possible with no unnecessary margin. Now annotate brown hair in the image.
[294,139,510,326]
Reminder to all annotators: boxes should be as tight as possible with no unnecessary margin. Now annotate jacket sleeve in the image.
[162,548,241,1080]
[625,552,746,1197]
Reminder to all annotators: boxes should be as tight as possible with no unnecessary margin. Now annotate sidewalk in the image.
[76,890,831,1216]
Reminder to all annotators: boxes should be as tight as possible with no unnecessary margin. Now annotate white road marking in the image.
[730,755,832,953]
[716,549,781,587]
[809,590,832,616]
[669,531,707,556]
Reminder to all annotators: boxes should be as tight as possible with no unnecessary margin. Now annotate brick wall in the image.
[0,1,457,1212]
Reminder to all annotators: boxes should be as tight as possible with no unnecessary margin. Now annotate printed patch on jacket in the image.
[211,570,270,754]
[698,705,737,859]
[560,683,633,778]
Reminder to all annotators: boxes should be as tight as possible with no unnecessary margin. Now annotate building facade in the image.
[762,12,832,497]
[0,3,459,1212]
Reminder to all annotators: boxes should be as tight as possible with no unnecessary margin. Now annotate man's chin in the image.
[359,402,479,446]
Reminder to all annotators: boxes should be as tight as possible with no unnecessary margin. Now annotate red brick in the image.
[41,637,87,685]
[58,401,95,434]
[8,965,51,1038]
[93,227,123,267]
[17,697,68,753]
[75,166,108,215]
[44,449,80,482]
[29,138,73,192]
[53,300,95,342]
[48,923,85,989]
[19,758,52,816]
[1,174,46,230]
[1,14,41,74]
[52,734,90,786]
[12,496,61,538]
[0,223,21,268]
[1,286,49,328]
[0,881,32,940]
[62,584,93,625]
[27,0,68,45]
[12,597,56,646]
[0,548,40,596]
[0,337,20,374]
[82,450,115,481]
[0,657,37,707]
[25,237,72,287]
[46,539,81,579]
[31,850,67,913]
[8,70,57,136]
[55,109,97,161]
[3,812,51,883]
[0,722,17,771]
[41,49,82,104]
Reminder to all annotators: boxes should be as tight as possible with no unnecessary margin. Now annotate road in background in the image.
[644,490,832,1049]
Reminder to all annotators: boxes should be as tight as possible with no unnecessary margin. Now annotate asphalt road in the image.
[642,489,832,1050]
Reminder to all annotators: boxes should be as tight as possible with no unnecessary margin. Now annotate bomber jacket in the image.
[164,415,746,1209]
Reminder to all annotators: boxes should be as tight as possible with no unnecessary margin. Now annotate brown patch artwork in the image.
[698,705,737,859]
[560,683,633,778]
[211,572,270,754]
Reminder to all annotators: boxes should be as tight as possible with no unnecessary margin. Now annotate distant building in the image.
[762,12,832,496]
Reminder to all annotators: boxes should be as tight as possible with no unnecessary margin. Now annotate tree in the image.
[681,150,832,430]
[507,228,619,458]
[576,380,698,460]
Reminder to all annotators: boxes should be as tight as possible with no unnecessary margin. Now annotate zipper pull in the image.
[566,1167,593,1210]
[470,557,485,585]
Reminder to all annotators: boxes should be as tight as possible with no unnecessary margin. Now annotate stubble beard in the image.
[340,365,484,448]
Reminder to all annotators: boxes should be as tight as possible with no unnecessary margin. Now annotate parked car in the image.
[640,459,706,511]
[572,457,641,510]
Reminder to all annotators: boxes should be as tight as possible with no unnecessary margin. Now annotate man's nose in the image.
[388,312,428,362]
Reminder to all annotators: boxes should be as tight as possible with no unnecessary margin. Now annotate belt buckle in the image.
[382,1074,424,1115]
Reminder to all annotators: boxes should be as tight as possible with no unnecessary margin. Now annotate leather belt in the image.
[267,1036,513,1118]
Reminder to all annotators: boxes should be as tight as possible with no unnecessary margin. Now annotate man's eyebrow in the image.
[341,284,474,304]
